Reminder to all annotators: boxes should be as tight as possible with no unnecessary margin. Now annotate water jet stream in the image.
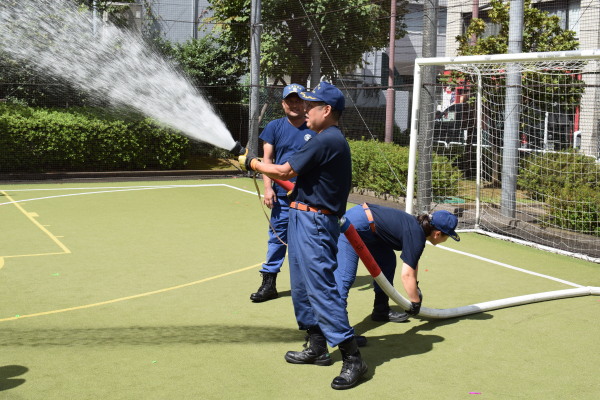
[0,0,236,151]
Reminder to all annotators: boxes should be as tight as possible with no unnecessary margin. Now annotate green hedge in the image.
[0,105,189,172]
[518,151,600,236]
[518,151,599,201]
[547,185,600,236]
[348,139,462,198]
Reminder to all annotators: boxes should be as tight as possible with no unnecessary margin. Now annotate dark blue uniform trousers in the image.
[260,196,290,274]
[335,205,397,302]
[287,208,354,347]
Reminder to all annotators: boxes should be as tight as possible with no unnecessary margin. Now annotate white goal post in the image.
[407,50,600,262]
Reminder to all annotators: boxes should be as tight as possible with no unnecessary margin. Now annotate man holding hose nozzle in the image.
[336,204,460,324]
[240,81,367,390]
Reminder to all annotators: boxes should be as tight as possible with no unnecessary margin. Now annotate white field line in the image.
[0,183,259,206]
[434,243,584,288]
[0,185,172,191]
[1,183,579,287]
[0,187,165,205]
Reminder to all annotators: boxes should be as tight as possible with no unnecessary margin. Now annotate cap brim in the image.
[283,92,301,99]
[448,231,460,241]
[299,92,322,102]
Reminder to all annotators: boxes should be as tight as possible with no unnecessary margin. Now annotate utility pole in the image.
[416,0,438,214]
[471,0,479,45]
[501,0,524,218]
[192,0,199,40]
[310,30,321,88]
[384,0,397,143]
[248,0,261,155]
[92,0,98,35]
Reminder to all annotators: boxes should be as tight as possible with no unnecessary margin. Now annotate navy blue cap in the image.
[299,81,345,111]
[431,210,460,241]
[282,83,305,99]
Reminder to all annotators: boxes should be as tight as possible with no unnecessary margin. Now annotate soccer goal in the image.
[407,50,600,262]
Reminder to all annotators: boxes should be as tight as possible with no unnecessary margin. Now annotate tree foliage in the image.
[447,0,583,184]
[205,0,406,86]
[455,0,578,55]
[449,0,582,115]
[162,36,246,103]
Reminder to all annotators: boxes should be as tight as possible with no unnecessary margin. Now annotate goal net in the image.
[407,50,600,262]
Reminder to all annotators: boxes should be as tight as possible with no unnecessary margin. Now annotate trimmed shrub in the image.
[0,105,189,172]
[518,151,600,236]
[517,151,599,200]
[431,152,464,199]
[547,185,600,236]
[348,139,462,198]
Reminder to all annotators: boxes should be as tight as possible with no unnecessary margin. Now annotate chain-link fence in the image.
[2,0,598,175]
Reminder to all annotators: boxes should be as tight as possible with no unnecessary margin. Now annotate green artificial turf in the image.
[1,178,598,399]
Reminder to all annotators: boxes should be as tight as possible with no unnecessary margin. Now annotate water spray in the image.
[0,0,236,152]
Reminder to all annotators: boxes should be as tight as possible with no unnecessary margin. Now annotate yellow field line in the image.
[1,190,71,255]
[3,252,72,259]
[0,263,262,323]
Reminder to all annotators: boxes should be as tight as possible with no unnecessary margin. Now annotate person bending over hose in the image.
[336,204,460,323]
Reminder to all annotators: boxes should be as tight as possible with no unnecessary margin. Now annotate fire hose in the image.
[231,142,600,319]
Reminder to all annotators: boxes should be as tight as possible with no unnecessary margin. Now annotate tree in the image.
[452,0,581,118]
[450,0,581,184]
[451,0,583,118]
[205,0,406,86]
[455,0,578,55]
[165,35,247,103]
[453,0,581,116]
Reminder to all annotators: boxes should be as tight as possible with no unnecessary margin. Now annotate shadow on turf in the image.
[353,275,375,292]
[0,365,28,391]
[349,313,493,380]
[0,325,304,347]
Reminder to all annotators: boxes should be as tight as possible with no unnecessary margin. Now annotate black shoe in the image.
[285,328,332,366]
[371,291,409,322]
[250,272,278,302]
[371,309,409,323]
[285,350,332,366]
[354,335,368,347]
[331,338,368,390]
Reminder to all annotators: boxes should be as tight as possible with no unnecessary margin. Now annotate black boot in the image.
[250,272,278,302]
[370,291,409,322]
[331,337,368,390]
[354,335,368,347]
[284,327,332,366]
